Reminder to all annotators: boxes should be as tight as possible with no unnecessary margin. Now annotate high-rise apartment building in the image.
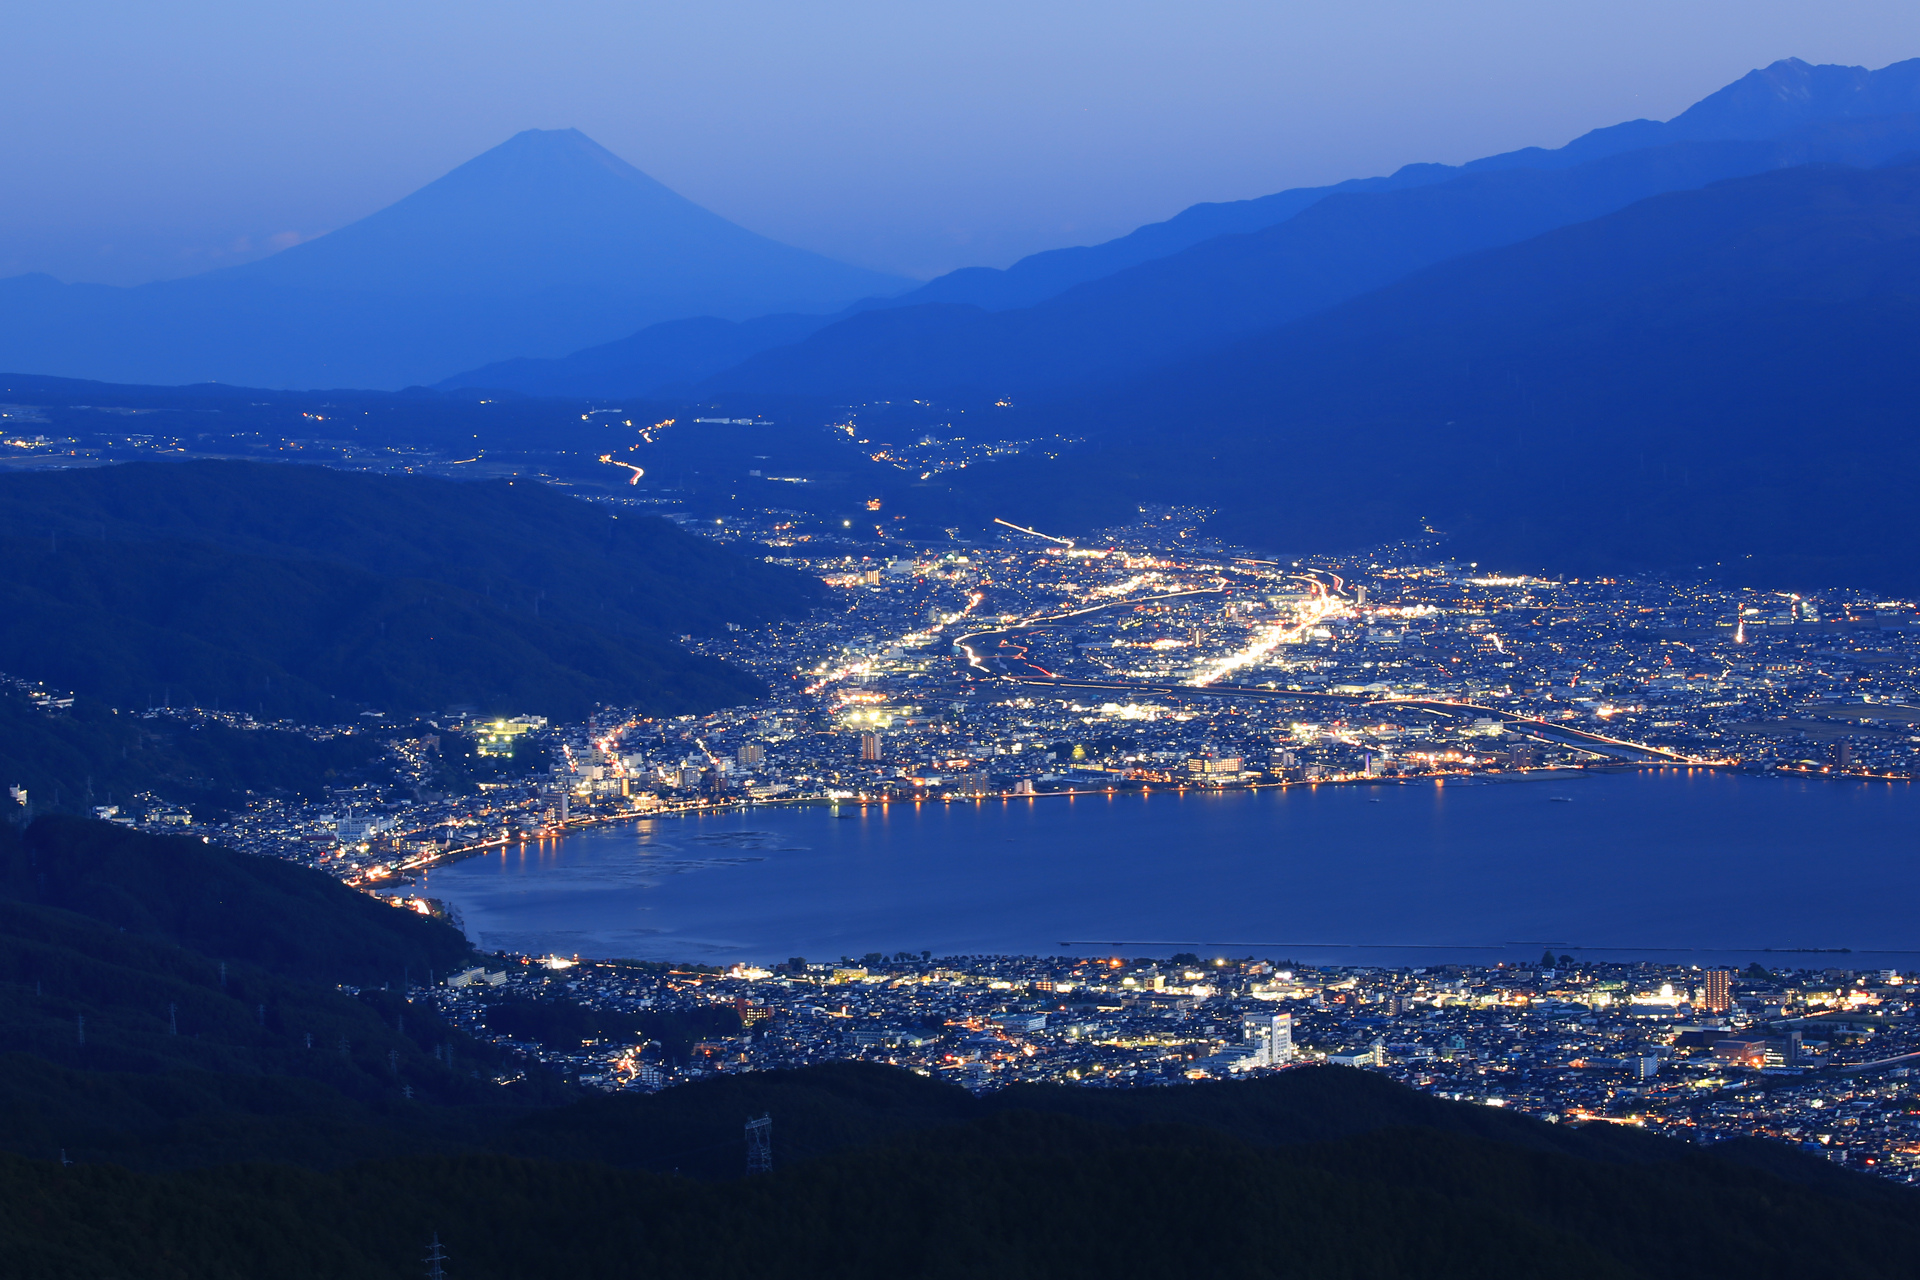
[1241,1011,1294,1066]
[1702,969,1733,1014]
[859,732,883,761]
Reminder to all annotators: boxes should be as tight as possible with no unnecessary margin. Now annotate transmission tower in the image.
[744,1113,772,1175]
[423,1231,447,1280]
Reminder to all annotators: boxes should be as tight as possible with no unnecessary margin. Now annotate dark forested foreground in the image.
[0,460,821,720]
[0,816,1916,1279]
[11,1088,1920,1280]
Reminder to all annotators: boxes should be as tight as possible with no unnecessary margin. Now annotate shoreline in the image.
[392,766,1920,968]
[372,761,1705,889]
[372,759,1905,894]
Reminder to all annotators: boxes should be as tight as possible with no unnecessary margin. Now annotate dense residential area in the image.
[434,948,1920,1181]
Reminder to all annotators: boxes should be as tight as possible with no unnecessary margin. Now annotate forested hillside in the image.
[0,686,394,817]
[0,461,822,719]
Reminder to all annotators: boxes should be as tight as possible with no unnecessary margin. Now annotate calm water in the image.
[419,770,1920,968]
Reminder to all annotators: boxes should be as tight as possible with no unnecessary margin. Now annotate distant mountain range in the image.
[443,56,1920,400]
[851,52,1920,316]
[10,58,1920,595]
[0,130,907,389]
[8,58,1917,400]
[701,116,1920,401]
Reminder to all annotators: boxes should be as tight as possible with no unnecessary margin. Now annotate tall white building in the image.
[1242,1011,1294,1066]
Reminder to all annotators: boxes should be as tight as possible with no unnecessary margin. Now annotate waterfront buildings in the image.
[25,504,1918,887]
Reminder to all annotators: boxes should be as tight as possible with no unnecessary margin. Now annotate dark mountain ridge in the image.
[703,113,1920,401]
[935,160,1920,592]
[864,55,1920,316]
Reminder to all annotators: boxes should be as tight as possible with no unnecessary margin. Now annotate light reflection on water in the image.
[420,770,1920,967]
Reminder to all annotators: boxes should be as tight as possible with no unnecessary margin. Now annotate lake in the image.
[418,769,1920,968]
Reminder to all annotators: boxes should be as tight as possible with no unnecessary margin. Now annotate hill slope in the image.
[2,815,474,986]
[0,130,906,389]
[0,461,821,719]
[0,817,559,1171]
[0,686,396,818]
[939,161,1920,591]
[5,1061,1918,1279]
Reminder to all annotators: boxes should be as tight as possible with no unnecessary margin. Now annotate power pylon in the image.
[744,1113,772,1175]
[423,1231,448,1280]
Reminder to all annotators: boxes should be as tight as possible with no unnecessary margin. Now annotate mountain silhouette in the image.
[455,58,1920,401]
[952,160,1920,592]
[0,130,906,389]
[228,129,899,304]
[887,56,1920,315]
[701,113,1920,400]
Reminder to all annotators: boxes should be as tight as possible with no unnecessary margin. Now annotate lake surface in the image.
[419,770,1920,968]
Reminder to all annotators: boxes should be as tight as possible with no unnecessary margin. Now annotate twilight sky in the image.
[5,0,1918,286]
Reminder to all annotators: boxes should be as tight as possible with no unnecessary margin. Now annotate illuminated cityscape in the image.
[432,948,1920,1181]
[24,489,1906,883]
[49,500,1913,881]
[9,411,1920,1191]
[8,498,1911,1180]
[124,501,1913,875]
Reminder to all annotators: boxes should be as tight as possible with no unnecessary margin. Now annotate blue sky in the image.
[5,0,1918,285]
